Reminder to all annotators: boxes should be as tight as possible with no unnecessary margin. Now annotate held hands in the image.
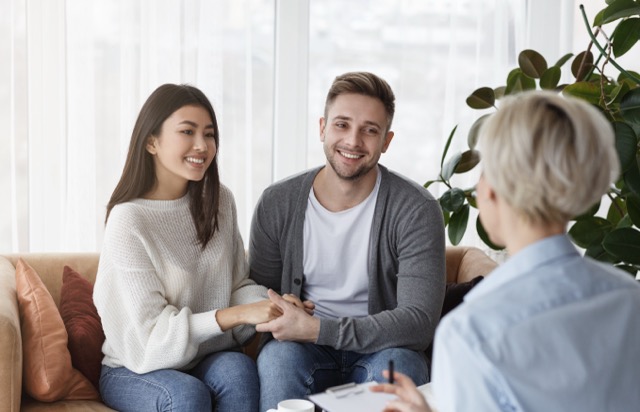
[255,289,320,342]
[216,291,316,331]
[370,370,433,412]
[216,299,283,330]
[282,293,315,315]
[239,299,284,325]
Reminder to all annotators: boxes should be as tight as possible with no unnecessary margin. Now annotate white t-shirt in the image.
[302,171,381,319]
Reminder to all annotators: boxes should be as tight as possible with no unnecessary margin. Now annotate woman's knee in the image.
[100,366,211,411]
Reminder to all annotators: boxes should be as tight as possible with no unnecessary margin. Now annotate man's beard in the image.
[324,145,375,181]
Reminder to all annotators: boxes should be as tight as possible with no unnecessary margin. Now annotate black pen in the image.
[388,360,394,384]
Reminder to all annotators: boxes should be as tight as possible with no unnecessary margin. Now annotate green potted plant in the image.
[426,0,640,275]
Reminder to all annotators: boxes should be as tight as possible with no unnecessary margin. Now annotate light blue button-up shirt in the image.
[431,235,640,412]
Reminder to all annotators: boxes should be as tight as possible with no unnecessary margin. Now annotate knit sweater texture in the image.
[94,185,267,374]
[249,165,446,353]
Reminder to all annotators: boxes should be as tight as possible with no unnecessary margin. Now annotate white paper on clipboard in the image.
[307,381,396,412]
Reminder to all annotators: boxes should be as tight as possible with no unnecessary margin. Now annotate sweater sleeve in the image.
[224,190,269,344]
[94,206,223,374]
[248,188,286,293]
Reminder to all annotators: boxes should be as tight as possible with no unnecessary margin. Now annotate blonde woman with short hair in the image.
[372,91,640,412]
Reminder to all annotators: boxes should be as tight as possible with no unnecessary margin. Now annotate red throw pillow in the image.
[15,259,99,401]
[59,265,106,391]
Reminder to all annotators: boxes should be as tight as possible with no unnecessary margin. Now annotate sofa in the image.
[0,246,497,411]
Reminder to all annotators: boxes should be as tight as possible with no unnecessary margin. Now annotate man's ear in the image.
[146,137,157,154]
[319,117,326,142]
[381,131,394,153]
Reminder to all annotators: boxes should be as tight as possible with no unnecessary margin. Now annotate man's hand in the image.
[255,289,320,342]
[370,370,434,412]
[282,293,315,315]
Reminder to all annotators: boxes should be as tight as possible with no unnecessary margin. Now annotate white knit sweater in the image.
[94,185,267,374]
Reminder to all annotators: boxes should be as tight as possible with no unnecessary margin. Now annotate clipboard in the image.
[308,381,396,412]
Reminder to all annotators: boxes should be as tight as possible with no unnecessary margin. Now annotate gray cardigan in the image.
[249,165,446,353]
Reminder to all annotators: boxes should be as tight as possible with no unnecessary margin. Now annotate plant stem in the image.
[580,4,640,84]
[576,26,598,81]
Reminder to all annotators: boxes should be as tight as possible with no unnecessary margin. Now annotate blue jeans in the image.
[257,341,429,411]
[100,351,259,412]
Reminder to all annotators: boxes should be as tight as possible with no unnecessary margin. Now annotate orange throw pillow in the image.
[15,258,99,402]
[59,265,105,390]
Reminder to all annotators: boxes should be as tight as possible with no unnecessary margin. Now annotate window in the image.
[3,0,581,252]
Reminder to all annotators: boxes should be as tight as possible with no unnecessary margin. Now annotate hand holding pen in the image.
[369,369,434,412]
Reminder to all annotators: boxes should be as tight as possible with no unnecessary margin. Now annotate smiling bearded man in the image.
[248,71,446,411]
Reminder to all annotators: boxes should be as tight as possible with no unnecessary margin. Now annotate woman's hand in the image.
[215,299,283,331]
[282,293,315,315]
[255,289,320,342]
[370,370,433,412]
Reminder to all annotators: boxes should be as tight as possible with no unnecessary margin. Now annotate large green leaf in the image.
[441,152,462,181]
[612,17,640,57]
[593,9,606,27]
[448,204,469,246]
[603,227,640,264]
[620,88,640,125]
[467,114,491,150]
[466,87,495,109]
[568,217,613,248]
[440,125,458,169]
[505,69,536,95]
[585,242,621,263]
[616,214,634,228]
[454,150,481,174]
[571,51,594,81]
[519,49,548,79]
[607,81,630,105]
[476,216,503,250]
[607,195,627,226]
[595,0,640,26]
[627,195,640,227]
[562,81,602,104]
[624,159,640,197]
[614,121,639,172]
[466,188,478,208]
[442,210,451,227]
[439,188,466,214]
[619,70,640,83]
[540,66,561,90]
[554,53,574,68]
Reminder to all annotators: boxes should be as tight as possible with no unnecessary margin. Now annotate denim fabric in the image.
[257,340,428,411]
[100,351,259,412]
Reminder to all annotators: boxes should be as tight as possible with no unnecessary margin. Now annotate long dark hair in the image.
[106,84,221,248]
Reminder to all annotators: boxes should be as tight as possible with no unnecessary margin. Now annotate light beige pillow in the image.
[15,258,99,402]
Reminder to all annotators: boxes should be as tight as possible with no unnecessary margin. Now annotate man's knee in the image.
[257,340,308,370]
[362,348,429,384]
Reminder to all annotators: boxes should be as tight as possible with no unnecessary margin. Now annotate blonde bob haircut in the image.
[478,90,620,225]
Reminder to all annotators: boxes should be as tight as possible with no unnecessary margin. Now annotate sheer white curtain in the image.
[0,0,274,252]
[2,0,584,253]
[304,0,527,249]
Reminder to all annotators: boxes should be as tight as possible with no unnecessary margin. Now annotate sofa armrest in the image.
[0,257,22,412]
[446,246,498,284]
